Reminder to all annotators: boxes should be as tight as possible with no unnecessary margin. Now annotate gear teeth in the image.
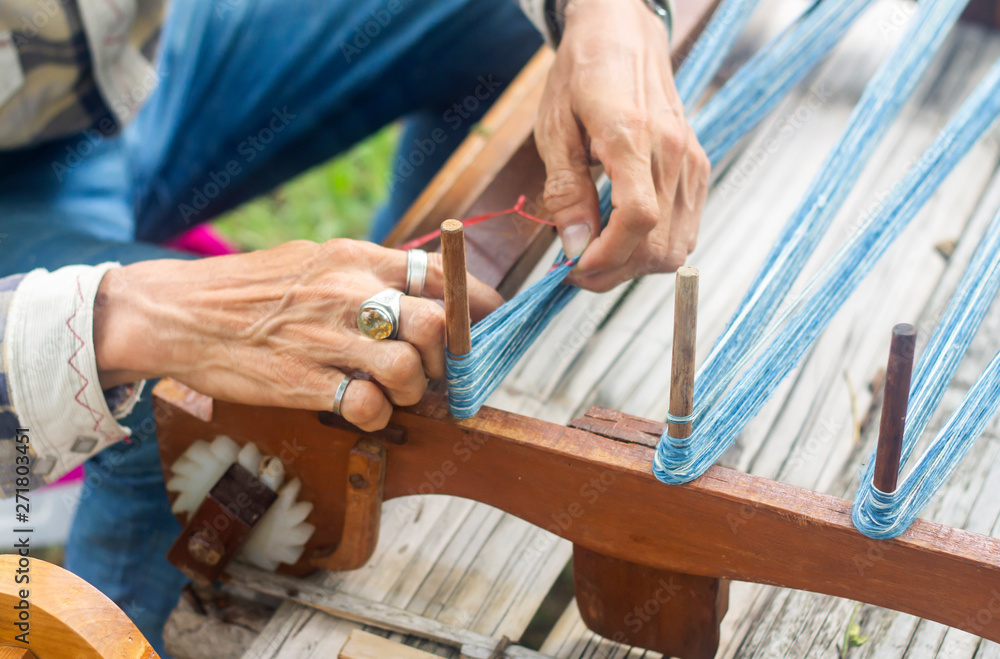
[166,436,239,517]
[167,437,317,572]
[239,477,316,571]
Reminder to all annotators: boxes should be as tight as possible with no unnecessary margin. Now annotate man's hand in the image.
[93,240,503,431]
[535,0,710,292]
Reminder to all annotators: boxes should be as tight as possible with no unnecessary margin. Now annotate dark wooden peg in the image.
[440,220,472,358]
[669,266,699,438]
[873,323,917,493]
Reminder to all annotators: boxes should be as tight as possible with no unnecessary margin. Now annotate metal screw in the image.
[188,529,224,566]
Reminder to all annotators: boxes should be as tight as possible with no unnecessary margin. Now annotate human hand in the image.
[535,0,710,292]
[94,240,504,431]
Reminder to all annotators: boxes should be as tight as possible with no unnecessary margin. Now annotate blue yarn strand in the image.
[447,0,870,419]
[673,0,763,112]
[852,174,1000,538]
[692,0,873,165]
[654,41,1000,486]
[685,0,971,430]
[853,349,1000,538]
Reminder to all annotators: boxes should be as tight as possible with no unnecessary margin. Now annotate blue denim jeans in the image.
[0,0,539,653]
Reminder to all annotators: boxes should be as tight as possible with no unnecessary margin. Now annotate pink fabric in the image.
[165,225,241,256]
[54,466,84,484]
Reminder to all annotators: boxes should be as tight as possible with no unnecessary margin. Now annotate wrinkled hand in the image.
[535,0,710,292]
[94,240,503,431]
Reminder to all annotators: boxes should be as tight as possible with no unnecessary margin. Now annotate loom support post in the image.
[874,323,917,493]
[571,265,728,659]
[440,219,472,358]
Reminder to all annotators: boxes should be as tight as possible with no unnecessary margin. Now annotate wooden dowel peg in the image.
[440,219,472,358]
[669,266,699,439]
[873,323,917,493]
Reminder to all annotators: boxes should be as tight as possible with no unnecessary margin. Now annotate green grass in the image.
[214,125,400,250]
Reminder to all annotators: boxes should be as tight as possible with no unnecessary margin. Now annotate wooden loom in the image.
[153,4,1000,658]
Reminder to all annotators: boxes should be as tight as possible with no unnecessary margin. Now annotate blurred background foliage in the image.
[214,125,400,249]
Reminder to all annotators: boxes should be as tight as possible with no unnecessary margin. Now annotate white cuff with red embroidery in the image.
[5,263,143,484]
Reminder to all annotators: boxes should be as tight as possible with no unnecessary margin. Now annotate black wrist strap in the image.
[544,0,564,46]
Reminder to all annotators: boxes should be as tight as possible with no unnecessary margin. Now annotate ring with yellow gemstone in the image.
[357,289,403,340]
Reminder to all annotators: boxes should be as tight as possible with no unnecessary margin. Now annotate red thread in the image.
[67,276,115,443]
[398,195,555,251]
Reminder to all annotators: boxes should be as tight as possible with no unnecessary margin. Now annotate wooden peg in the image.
[669,266,699,438]
[873,323,917,493]
[440,219,472,357]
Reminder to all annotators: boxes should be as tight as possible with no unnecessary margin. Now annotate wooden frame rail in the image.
[154,385,1000,645]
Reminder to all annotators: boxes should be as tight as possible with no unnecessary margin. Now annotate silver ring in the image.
[357,288,403,340]
[405,249,428,298]
[332,375,354,416]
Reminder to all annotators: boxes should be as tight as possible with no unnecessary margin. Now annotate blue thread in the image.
[445,0,1000,541]
[654,15,1000,492]
[446,0,873,419]
[686,0,972,435]
[692,0,872,165]
[852,167,1000,538]
[673,0,763,112]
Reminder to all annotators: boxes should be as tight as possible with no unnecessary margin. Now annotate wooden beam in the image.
[154,385,1000,642]
[227,564,548,659]
[311,439,386,571]
[572,545,727,659]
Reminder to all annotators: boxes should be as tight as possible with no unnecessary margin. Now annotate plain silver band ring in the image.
[405,249,428,298]
[332,375,354,417]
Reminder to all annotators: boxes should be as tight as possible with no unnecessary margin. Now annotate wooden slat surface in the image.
[511,3,1000,658]
[174,2,1000,658]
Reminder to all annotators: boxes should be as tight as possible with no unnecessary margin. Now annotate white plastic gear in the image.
[236,442,263,474]
[166,436,317,572]
[166,435,240,518]
[238,477,316,571]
